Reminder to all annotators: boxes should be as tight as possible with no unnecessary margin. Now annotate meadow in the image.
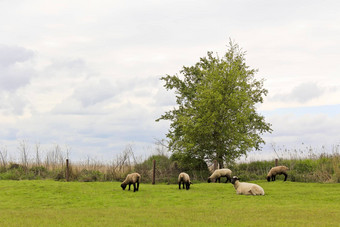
[0,180,340,226]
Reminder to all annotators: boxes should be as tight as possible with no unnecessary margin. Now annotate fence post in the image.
[152,159,156,185]
[275,158,278,167]
[66,159,69,182]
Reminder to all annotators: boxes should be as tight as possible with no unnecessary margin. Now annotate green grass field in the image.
[0,180,339,226]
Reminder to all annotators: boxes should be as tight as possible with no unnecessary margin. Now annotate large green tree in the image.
[157,41,272,168]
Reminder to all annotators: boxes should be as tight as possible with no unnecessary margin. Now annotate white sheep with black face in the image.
[231,176,264,196]
[207,168,232,183]
[267,166,289,182]
[121,173,141,192]
[178,172,192,190]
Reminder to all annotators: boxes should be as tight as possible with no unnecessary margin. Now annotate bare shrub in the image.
[34,143,41,166]
[18,140,30,174]
[0,146,8,171]
[45,144,65,171]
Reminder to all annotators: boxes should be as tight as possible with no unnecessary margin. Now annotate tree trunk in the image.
[217,153,224,169]
[218,160,224,169]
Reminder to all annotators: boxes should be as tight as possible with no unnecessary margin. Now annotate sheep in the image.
[266,166,289,182]
[231,176,265,196]
[207,168,232,183]
[178,172,192,190]
[121,173,141,192]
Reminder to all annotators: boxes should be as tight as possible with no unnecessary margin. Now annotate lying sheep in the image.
[178,172,192,190]
[121,172,141,192]
[231,176,265,196]
[207,168,232,183]
[266,165,289,182]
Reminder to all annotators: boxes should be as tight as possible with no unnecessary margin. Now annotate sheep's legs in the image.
[128,184,131,190]
[283,173,288,181]
[249,189,256,196]
[133,182,140,192]
[132,182,139,192]
[225,176,231,183]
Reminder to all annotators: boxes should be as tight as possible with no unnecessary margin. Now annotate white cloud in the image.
[0,44,34,67]
[271,82,326,103]
[72,79,119,107]
[0,93,28,115]
[0,45,35,91]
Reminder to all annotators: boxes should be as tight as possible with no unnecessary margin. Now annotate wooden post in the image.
[66,159,69,182]
[152,159,156,185]
[275,158,278,167]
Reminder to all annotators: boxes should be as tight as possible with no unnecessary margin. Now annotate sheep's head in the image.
[266,176,271,182]
[231,176,239,185]
[207,178,215,183]
[121,183,127,190]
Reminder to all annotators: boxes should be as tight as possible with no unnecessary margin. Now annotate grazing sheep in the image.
[178,172,192,190]
[207,168,232,183]
[121,173,141,192]
[231,176,265,196]
[266,166,289,182]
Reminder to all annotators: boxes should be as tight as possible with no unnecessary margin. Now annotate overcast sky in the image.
[1,0,340,162]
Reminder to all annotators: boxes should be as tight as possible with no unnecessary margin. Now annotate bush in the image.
[52,169,65,181]
[77,169,104,182]
[170,153,210,182]
[30,166,48,178]
[0,168,24,180]
[9,163,24,170]
[0,166,6,173]
[294,159,316,174]
[135,155,173,183]
[332,155,340,183]
[228,160,273,181]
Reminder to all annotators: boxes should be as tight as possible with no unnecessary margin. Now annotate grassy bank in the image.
[0,180,339,226]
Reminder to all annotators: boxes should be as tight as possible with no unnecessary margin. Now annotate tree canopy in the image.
[157,41,272,167]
